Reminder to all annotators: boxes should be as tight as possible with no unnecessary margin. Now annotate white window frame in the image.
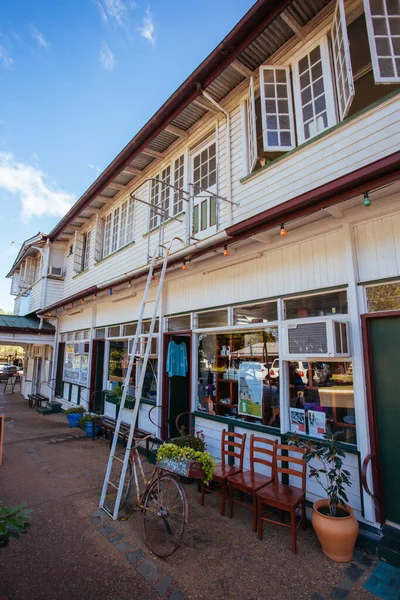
[148,155,186,231]
[331,0,355,120]
[82,229,91,271]
[364,0,400,84]
[291,35,337,145]
[247,76,258,170]
[191,139,217,238]
[260,66,296,152]
[102,199,135,258]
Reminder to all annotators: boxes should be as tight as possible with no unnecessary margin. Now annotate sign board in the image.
[289,407,305,433]
[238,361,263,418]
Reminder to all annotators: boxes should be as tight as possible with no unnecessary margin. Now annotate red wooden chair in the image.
[200,429,246,516]
[228,435,277,531]
[256,443,307,553]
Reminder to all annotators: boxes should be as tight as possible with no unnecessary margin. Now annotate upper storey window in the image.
[102,198,134,259]
[149,154,186,231]
[244,0,400,174]
[192,141,217,236]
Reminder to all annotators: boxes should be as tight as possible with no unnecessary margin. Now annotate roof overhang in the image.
[6,233,48,278]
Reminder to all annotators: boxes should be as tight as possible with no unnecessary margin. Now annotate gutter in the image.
[48,0,292,241]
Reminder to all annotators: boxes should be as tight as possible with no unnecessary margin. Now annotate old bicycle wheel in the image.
[103,453,132,515]
[143,475,187,557]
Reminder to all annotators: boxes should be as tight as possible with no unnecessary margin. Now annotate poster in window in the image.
[80,355,89,386]
[289,407,305,433]
[308,410,326,438]
[238,361,262,418]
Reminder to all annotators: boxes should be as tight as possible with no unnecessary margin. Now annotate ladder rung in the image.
[112,455,125,463]
[106,480,118,490]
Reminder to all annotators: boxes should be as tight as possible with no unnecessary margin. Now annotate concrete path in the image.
[0,392,379,600]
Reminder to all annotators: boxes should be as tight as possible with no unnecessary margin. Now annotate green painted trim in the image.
[143,211,185,238]
[240,89,400,185]
[72,268,89,280]
[193,411,281,437]
[94,240,136,265]
[358,276,400,287]
[280,432,358,455]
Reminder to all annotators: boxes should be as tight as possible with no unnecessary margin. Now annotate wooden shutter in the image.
[364,0,400,83]
[260,66,296,151]
[94,215,104,263]
[247,76,258,171]
[331,0,355,119]
[73,231,84,273]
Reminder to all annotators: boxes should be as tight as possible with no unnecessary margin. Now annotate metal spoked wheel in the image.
[142,475,187,557]
[103,453,132,515]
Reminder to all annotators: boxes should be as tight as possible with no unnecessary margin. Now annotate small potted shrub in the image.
[79,413,100,437]
[65,406,85,427]
[290,431,359,562]
[171,426,206,453]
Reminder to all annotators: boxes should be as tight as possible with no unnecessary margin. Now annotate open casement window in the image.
[149,177,160,230]
[94,214,104,263]
[192,141,217,238]
[10,271,21,296]
[73,231,85,273]
[82,230,91,271]
[173,155,185,215]
[364,0,400,83]
[331,0,355,119]
[292,36,337,144]
[260,66,296,151]
[247,77,258,170]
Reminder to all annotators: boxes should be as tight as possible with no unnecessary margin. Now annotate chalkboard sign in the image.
[0,414,4,465]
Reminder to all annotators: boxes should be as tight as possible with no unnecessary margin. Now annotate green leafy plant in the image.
[106,387,135,409]
[0,502,32,549]
[156,443,215,484]
[172,426,206,453]
[290,431,351,517]
[64,406,85,415]
[78,414,94,429]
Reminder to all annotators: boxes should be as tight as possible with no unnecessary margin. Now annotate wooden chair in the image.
[228,435,277,531]
[256,443,307,553]
[200,429,246,516]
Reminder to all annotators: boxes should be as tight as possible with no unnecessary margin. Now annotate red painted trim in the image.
[48,0,292,241]
[360,310,400,524]
[227,151,400,238]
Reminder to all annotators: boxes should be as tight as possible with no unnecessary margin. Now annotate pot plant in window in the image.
[290,431,359,562]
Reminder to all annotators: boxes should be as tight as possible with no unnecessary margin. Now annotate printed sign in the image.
[238,362,263,418]
[308,410,326,438]
[289,407,306,433]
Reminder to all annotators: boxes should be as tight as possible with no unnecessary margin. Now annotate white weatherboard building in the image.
[6,0,400,558]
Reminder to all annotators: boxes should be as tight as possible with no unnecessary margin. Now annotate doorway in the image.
[363,313,400,526]
[90,340,105,413]
[162,333,191,440]
[33,357,42,395]
[55,343,65,398]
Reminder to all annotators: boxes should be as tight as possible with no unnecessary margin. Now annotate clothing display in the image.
[166,340,188,377]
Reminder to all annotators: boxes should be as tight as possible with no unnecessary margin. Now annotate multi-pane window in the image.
[83,230,91,270]
[173,155,185,214]
[260,67,295,151]
[246,77,258,169]
[364,0,400,82]
[193,143,216,196]
[160,166,171,219]
[103,201,135,258]
[150,177,160,230]
[331,0,355,119]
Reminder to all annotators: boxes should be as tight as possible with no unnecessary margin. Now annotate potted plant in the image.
[64,406,85,427]
[78,413,100,437]
[156,442,215,483]
[290,431,359,562]
[171,426,206,453]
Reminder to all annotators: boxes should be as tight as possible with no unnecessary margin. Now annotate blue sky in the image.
[0,0,254,311]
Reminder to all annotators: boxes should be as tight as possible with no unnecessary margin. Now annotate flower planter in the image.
[312,499,359,562]
[85,422,100,437]
[67,413,81,427]
[157,458,205,479]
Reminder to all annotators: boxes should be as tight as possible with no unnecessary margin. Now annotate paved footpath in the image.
[0,392,379,600]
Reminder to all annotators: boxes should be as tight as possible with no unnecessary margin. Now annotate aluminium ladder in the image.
[99,236,183,519]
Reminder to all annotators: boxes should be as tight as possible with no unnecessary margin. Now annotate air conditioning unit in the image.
[283,319,350,359]
[48,266,64,278]
[74,342,90,355]
[129,335,159,357]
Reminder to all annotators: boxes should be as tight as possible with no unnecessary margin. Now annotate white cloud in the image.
[30,25,48,48]
[100,42,116,70]
[95,0,127,26]
[0,152,75,221]
[139,6,155,46]
[0,46,13,69]
[88,163,101,174]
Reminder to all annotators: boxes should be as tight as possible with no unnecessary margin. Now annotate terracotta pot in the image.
[312,499,359,562]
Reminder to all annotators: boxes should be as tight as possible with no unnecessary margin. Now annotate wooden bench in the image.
[28,394,49,408]
[92,415,159,457]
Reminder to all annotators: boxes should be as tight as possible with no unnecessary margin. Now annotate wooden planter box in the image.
[157,458,205,479]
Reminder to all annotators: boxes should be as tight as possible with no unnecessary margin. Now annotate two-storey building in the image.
[7,0,400,550]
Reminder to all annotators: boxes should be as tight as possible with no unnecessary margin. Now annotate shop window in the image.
[123,323,137,336]
[108,340,131,389]
[136,358,158,401]
[142,319,159,334]
[67,332,74,341]
[284,290,348,319]
[64,343,89,386]
[366,281,400,312]
[197,328,280,427]
[108,326,121,338]
[84,330,90,340]
[233,301,278,325]
[166,315,191,331]
[95,328,106,339]
[197,309,228,329]
[287,360,356,444]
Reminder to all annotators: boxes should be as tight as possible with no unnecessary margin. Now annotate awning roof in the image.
[0,315,55,334]
[49,0,331,242]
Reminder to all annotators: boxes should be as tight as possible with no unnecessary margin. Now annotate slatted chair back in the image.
[275,444,306,491]
[250,436,277,477]
[221,430,246,469]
